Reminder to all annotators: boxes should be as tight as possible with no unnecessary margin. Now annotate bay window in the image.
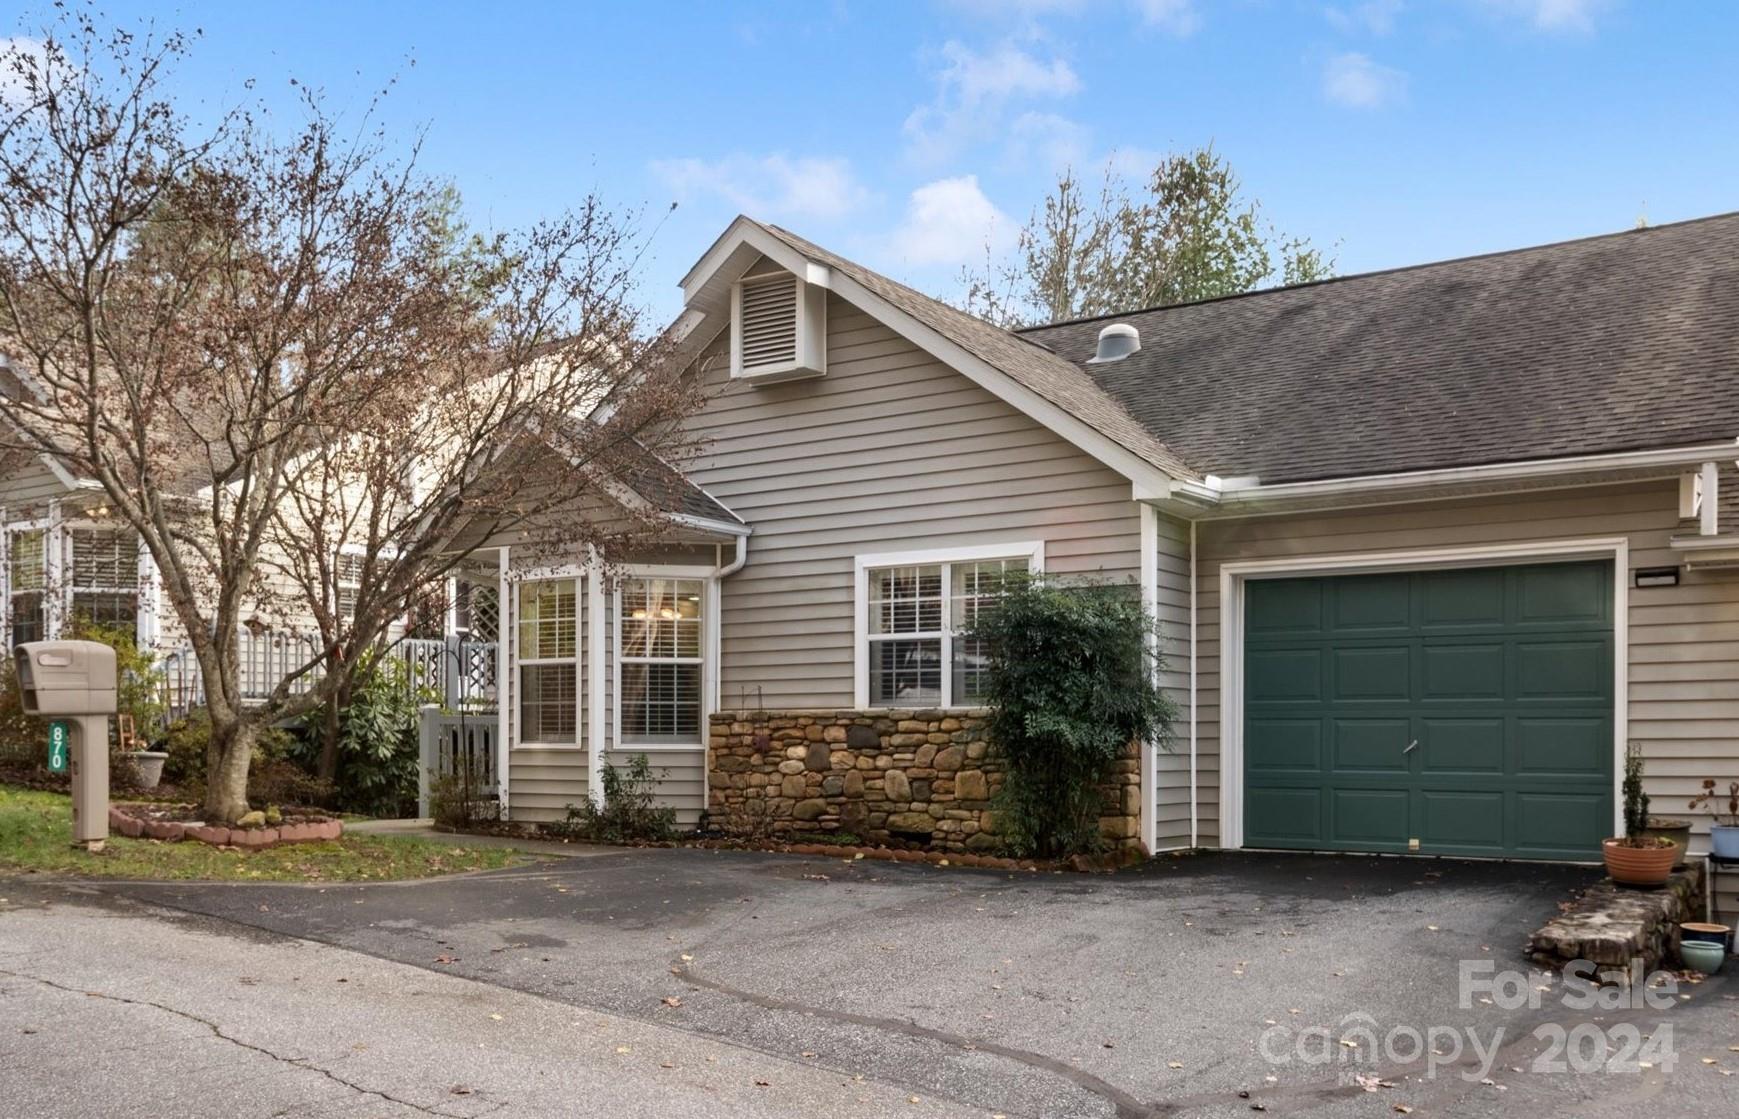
[8,527,45,648]
[517,579,578,746]
[860,546,1038,709]
[68,527,139,636]
[619,577,704,746]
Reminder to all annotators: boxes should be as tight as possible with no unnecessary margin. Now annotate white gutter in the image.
[1191,439,1739,507]
[716,532,748,577]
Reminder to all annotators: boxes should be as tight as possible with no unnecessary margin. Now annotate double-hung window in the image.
[619,577,704,746]
[68,527,139,636]
[861,546,1037,708]
[517,579,578,746]
[8,527,46,648]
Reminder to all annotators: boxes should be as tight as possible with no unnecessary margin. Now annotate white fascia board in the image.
[666,513,751,539]
[680,219,823,305]
[1174,439,1739,512]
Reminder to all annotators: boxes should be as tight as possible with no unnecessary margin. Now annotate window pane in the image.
[621,662,702,744]
[71,592,137,636]
[621,578,703,659]
[869,565,942,635]
[517,579,576,659]
[869,637,941,705]
[10,591,43,647]
[9,530,44,591]
[949,558,1028,630]
[71,529,138,589]
[519,662,576,744]
[953,636,994,705]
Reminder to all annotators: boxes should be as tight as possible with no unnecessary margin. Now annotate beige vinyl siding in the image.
[1193,480,1739,883]
[688,292,1141,710]
[1152,510,1193,850]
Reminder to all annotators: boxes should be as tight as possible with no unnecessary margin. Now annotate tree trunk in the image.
[203,719,258,823]
[316,676,348,782]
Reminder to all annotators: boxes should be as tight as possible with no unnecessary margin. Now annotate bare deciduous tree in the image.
[0,15,701,821]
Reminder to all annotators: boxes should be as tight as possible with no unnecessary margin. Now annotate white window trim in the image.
[852,541,1045,710]
[511,573,584,751]
[4,510,55,650]
[1215,535,1630,853]
[612,564,717,753]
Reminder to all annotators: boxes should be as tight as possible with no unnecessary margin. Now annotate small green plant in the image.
[429,748,499,830]
[292,652,420,817]
[557,755,676,844]
[791,831,861,847]
[968,575,1175,858]
[1622,741,1650,840]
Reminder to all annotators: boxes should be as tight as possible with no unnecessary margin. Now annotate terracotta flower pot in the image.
[1603,838,1680,887]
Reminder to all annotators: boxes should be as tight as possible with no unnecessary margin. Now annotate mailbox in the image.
[15,640,118,715]
[15,641,117,848]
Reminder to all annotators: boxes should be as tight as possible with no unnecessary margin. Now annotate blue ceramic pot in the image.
[1681,922,1732,948]
[1680,940,1726,975]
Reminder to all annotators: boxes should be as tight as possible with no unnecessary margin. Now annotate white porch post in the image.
[44,500,64,639]
[1137,503,1159,855]
[495,546,510,819]
[136,538,161,651]
[586,547,606,807]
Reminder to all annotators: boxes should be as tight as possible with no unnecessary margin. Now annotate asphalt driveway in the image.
[37,846,1719,1117]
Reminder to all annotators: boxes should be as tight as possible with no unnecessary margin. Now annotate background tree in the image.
[0,15,700,821]
[963,146,1334,327]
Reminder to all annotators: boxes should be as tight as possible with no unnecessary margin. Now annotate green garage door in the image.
[1243,560,1613,859]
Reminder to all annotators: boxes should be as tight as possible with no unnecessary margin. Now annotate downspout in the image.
[705,533,749,826]
[1189,519,1198,850]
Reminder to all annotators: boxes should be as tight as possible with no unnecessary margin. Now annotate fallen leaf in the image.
[755,1079,770,1087]
[1168,1061,1184,1069]
[661,996,683,1008]
[434,955,458,965]
[616,1046,632,1054]
[449,1086,473,1096]
[1394,1107,1413,1115]
[660,1061,675,1069]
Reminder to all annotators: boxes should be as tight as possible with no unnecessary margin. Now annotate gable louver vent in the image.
[730,266,827,384]
[738,273,798,370]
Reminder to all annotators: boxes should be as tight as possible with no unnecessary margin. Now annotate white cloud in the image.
[1005,111,1091,171]
[1134,0,1200,36]
[1325,0,1404,35]
[1322,51,1407,109]
[904,40,1081,164]
[1479,0,1607,32]
[651,153,871,222]
[888,176,1014,267]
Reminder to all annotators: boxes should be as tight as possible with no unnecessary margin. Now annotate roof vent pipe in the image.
[1087,323,1140,363]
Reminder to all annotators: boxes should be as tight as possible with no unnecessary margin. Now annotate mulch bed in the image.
[443,819,1148,873]
[109,801,343,850]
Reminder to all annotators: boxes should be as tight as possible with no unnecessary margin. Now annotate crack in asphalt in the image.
[672,959,1156,1119]
[0,966,498,1119]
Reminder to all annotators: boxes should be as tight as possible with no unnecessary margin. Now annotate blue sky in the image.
[15,1,1739,321]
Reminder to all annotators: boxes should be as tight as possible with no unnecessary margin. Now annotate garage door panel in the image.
[1419,567,1508,630]
[1244,560,1613,857]
[1246,719,1322,772]
[1246,787,1322,844]
[1513,792,1609,858]
[1515,639,1609,699]
[1515,717,1611,776]
[1247,580,1322,636]
[1247,648,1323,701]
[1332,718,1412,772]
[1420,643,1505,700]
[1517,563,1608,625]
[1418,717,1505,773]
[1331,573,1411,631]
[1330,789,1409,847]
[1332,646,1410,700]
[1419,790,1506,852]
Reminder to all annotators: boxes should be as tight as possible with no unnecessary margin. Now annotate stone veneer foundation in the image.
[706,708,1141,853]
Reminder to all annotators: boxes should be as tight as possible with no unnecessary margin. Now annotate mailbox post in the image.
[15,641,118,850]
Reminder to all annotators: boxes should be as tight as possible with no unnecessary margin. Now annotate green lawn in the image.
[0,786,524,882]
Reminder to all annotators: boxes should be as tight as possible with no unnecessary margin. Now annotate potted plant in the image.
[1643,815,1693,868]
[1687,778,1739,860]
[1603,743,1679,887]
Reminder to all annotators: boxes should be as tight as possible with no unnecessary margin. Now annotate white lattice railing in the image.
[417,705,499,817]
[161,631,497,718]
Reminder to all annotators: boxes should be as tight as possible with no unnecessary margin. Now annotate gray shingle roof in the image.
[1022,212,1739,484]
[756,223,1198,481]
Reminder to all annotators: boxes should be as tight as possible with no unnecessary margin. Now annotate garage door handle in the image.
[1403,739,1418,754]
